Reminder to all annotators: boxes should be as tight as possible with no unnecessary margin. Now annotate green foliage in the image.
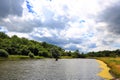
[38,51,43,56]
[0,49,9,57]
[87,50,120,57]
[78,53,87,58]
[38,50,51,57]
[41,42,47,48]
[28,52,34,58]
[28,46,39,56]
[21,48,29,56]
[51,48,61,58]
[0,32,9,39]
[1,32,120,59]
[0,32,66,58]
[42,51,50,57]
[72,50,80,58]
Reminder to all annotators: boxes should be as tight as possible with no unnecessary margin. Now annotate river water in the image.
[0,59,104,80]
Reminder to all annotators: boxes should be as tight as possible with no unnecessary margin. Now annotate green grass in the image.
[60,56,73,59]
[97,57,120,78]
[9,55,29,59]
[0,55,74,60]
[0,55,45,60]
[0,57,8,60]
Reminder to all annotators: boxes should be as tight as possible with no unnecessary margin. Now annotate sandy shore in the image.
[96,60,113,80]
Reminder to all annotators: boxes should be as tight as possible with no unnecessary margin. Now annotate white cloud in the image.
[0,0,120,52]
[7,32,30,38]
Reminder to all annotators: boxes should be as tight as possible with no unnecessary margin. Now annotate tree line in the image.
[0,32,120,58]
[87,50,120,57]
[0,32,81,58]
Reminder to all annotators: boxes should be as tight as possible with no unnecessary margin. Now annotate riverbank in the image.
[97,57,120,79]
[96,60,113,80]
[0,55,73,61]
[0,55,45,60]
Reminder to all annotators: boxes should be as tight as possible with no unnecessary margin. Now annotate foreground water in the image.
[0,59,104,80]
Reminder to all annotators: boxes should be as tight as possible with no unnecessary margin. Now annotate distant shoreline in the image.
[0,55,74,61]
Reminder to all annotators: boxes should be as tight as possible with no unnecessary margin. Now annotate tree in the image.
[0,33,67,57]
[51,48,60,58]
[0,32,9,39]
[28,46,39,56]
[20,46,30,55]
[72,50,80,58]
[38,50,51,57]
[41,42,47,48]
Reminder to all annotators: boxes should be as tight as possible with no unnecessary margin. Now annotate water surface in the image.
[0,59,104,80]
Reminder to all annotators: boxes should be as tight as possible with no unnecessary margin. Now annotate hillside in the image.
[0,32,68,58]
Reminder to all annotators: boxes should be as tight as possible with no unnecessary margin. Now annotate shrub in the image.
[28,52,34,58]
[38,51,43,56]
[42,51,49,57]
[21,48,29,56]
[0,49,9,57]
[38,51,51,57]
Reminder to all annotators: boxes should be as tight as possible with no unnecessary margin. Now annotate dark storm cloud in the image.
[30,32,85,51]
[0,2,69,33]
[0,18,42,33]
[32,36,68,46]
[0,0,24,18]
[99,1,120,34]
[0,14,69,33]
[102,40,114,45]
[32,35,64,45]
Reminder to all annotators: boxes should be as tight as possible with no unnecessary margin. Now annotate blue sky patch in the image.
[26,1,34,13]
[80,20,85,23]
[88,43,97,49]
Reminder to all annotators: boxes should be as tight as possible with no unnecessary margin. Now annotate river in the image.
[0,59,104,80]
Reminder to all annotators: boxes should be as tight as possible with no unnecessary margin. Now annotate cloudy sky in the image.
[0,0,120,52]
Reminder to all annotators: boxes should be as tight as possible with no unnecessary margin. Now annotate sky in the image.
[0,0,120,52]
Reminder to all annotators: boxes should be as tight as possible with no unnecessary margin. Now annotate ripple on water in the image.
[0,59,104,80]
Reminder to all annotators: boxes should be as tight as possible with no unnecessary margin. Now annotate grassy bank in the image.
[97,57,120,78]
[0,55,45,60]
[0,55,74,60]
[60,56,73,59]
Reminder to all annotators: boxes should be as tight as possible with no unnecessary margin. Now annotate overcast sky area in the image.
[0,0,120,52]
